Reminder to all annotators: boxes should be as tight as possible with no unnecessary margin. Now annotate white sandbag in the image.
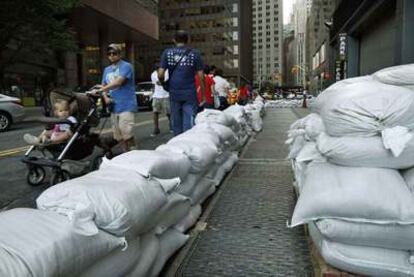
[309,222,414,277]
[373,63,414,86]
[318,80,414,142]
[402,167,414,193]
[223,105,247,125]
[206,152,238,186]
[80,236,141,277]
[100,150,191,180]
[295,142,326,163]
[37,168,168,236]
[290,162,414,227]
[198,185,216,205]
[150,229,189,277]
[317,132,414,169]
[0,208,124,277]
[174,205,202,233]
[126,232,160,277]
[175,173,204,196]
[195,109,239,131]
[286,132,307,159]
[244,105,262,132]
[173,129,222,149]
[291,160,308,193]
[316,219,414,251]
[157,141,219,173]
[192,123,239,149]
[190,178,216,205]
[150,193,191,235]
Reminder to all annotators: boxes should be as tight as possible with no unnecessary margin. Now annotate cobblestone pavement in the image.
[176,108,312,277]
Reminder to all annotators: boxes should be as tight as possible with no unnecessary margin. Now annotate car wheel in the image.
[0,112,11,132]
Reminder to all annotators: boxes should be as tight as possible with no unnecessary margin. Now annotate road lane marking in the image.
[0,117,167,158]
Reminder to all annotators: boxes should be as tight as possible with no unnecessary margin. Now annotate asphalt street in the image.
[0,110,173,210]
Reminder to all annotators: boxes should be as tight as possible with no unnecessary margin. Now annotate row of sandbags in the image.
[264,98,315,109]
[288,64,414,276]
[0,99,265,277]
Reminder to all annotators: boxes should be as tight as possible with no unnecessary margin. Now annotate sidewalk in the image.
[168,108,312,276]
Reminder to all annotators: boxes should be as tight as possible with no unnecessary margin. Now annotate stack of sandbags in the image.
[289,64,414,276]
[0,208,125,277]
[372,63,414,91]
[0,103,264,277]
[264,99,304,108]
[223,105,252,145]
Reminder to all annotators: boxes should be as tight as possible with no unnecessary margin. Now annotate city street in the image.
[0,109,172,211]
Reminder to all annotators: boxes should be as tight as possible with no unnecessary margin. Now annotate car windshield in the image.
[136,83,153,91]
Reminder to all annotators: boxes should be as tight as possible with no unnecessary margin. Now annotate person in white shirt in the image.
[213,68,230,110]
[151,64,171,136]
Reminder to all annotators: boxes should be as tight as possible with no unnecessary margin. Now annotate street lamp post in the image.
[292,65,308,108]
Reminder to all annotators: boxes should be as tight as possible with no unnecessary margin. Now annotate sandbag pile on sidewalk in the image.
[0,104,265,277]
[289,64,414,276]
[264,98,314,108]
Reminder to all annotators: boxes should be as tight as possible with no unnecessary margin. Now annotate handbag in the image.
[161,48,192,91]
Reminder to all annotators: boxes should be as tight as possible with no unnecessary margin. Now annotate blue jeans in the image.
[170,100,197,136]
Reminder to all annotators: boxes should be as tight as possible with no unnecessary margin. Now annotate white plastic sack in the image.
[316,219,414,251]
[195,109,238,131]
[309,222,414,277]
[0,208,124,277]
[402,167,414,193]
[37,169,168,236]
[318,80,414,140]
[175,173,203,196]
[157,141,219,173]
[172,129,222,149]
[198,185,216,205]
[79,236,141,277]
[174,205,202,233]
[192,123,239,149]
[244,105,262,132]
[290,163,414,227]
[190,178,216,205]
[373,63,414,86]
[223,104,247,124]
[126,232,160,277]
[149,229,189,277]
[295,142,326,163]
[317,132,414,169]
[100,150,191,180]
[150,193,191,235]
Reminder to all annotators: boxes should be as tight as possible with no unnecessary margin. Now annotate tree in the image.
[0,0,79,86]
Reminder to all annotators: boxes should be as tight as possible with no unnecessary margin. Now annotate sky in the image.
[283,0,294,25]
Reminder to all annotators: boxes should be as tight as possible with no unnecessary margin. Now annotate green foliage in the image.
[0,0,79,71]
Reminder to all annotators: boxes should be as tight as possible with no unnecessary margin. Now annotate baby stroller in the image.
[21,88,114,186]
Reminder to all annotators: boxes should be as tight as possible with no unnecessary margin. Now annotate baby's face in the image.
[55,107,69,119]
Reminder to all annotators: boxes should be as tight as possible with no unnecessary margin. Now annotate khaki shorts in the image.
[152,97,170,114]
[111,112,135,141]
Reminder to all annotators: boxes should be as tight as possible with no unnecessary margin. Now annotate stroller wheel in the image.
[26,166,46,186]
[50,170,70,186]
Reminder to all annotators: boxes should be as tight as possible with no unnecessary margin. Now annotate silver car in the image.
[0,94,25,131]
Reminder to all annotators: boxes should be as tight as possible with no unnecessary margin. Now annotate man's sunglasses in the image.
[107,52,119,56]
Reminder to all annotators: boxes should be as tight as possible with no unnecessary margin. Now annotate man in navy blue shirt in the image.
[158,30,205,136]
[96,43,138,152]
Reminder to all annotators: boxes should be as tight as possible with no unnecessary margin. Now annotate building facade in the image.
[1,0,159,105]
[306,0,337,93]
[252,0,283,87]
[329,0,414,81]
[155,0,252,86]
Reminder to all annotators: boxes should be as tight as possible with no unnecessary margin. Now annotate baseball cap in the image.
[107,43,122,53]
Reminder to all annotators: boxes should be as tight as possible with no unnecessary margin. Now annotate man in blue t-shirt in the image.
[158,30,205,136]
[96,43,138,152]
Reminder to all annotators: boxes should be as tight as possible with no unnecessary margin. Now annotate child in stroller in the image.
[22,88,116,186]
[23,99,77,146]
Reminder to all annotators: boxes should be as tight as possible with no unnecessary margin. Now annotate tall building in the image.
[306,0,337,93]
[292,0,310,88]
[156,0,252,85]
[252,0,283,86]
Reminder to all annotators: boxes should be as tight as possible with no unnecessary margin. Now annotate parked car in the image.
[136,82,154,110]
[0,94,25,131]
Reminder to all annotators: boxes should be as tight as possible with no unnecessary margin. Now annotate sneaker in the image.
[23,134,41,145]
[150,129,160,137]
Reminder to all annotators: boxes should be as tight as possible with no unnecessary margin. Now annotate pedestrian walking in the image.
[213,68,230,110]
[151,63,171,136]
[158,30,205,136]
[237,82,249,105]
[95,43,138,152]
